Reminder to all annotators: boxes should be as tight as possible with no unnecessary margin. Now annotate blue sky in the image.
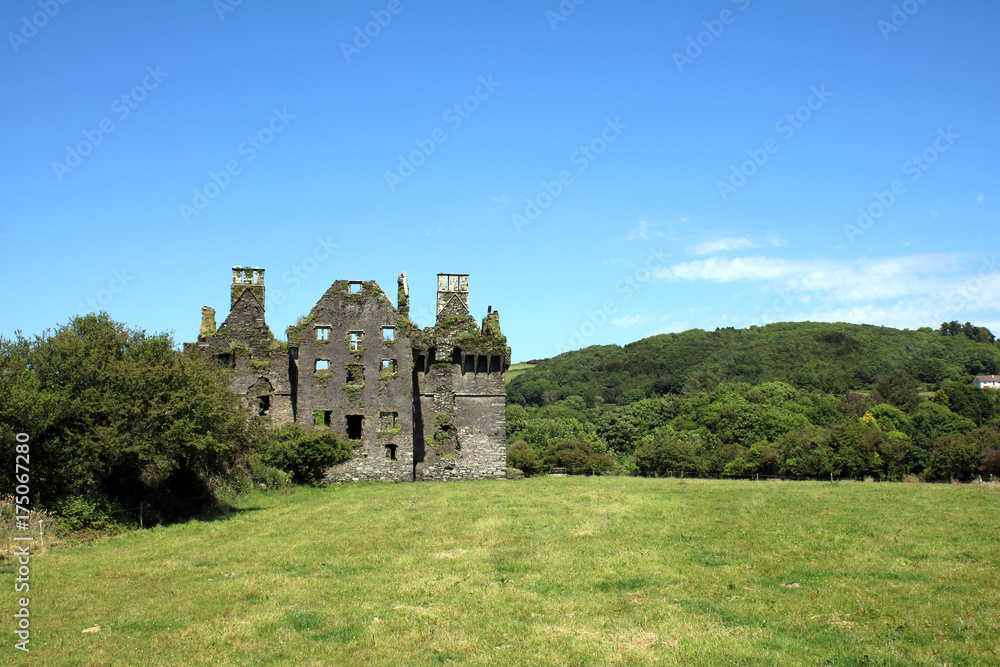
[1,0,997,362]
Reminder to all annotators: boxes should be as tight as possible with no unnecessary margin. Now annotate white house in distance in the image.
[973,375,1000,389]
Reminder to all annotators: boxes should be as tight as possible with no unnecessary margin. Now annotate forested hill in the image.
[509,322,999,407]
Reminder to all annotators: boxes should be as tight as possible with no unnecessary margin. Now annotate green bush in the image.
[541,440,613,475]
[261,424,351,485]
[506,440,539,476]
[55,491,129,532]
[249,456,291,490]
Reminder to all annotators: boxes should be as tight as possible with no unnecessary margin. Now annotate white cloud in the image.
[687,234,785,256]
[688,236,756,255]
[624,220,663,241]
[654,253,997,309]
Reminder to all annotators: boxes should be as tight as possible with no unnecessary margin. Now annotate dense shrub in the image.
[541,440,613,475]
[0,313,257,523]
[507,440,539,476]
[261,424,351,485]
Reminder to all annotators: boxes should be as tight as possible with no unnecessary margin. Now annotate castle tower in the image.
[436,273,469,321]
[232,266,265,310]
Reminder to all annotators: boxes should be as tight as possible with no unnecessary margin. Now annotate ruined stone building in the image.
[186,268,510,482]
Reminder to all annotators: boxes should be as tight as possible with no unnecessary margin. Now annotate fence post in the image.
[140,501,143,529]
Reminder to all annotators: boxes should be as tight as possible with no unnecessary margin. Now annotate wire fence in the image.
[545,468,999,485]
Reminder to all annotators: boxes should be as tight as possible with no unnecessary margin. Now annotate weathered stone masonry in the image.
[186,268,510,483]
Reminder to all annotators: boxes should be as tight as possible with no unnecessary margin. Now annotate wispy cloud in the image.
[687,234,785,256]
[654,253,999,312]
[624,219,663,241]
[688,236,756,255]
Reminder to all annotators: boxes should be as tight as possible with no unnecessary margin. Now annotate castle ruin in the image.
[185,268,510,483]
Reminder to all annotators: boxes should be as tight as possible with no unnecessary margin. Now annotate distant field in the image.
[15,477,1000,666]
[505,362,536,384]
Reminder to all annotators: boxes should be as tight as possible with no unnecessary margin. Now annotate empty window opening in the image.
[477,355,488,374]
[463,355,475,374]
[316,326,330,341]
[315,359,329,371]
[414,354,425,373]
[452,348,462,365]
[348,331,363,351]
[380,359,397,375]
[489,355,501,373]
[346,364,364,385]
[289,347,299,360]
[346,415,364,440]
[380,411,399,431]
[314,410,332,428]
[349,281,362,293]
[216,353,233,368]
[385,444,397,461]
[382,327,394,342]
[257,395,271,416]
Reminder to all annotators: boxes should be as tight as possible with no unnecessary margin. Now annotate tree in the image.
[879,430,914,480]
[925,434,982,481]
[596,396,678,455]
[837,392,875,418]
[506,440,539,475]
[868,404,911,434]
[507,417,606,456]
[505,404,529,439]
[634,427,706,476]
[874,370,919,412]
[541,440,612,475]
[776,426,835,477]
[0,313,257,522]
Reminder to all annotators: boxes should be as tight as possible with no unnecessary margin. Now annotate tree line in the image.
[506,322,1000,481]
[0,314,351,529]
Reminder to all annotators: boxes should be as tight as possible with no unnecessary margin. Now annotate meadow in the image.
[12,477,1000,666]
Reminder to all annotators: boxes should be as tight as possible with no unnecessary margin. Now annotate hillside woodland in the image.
[506,321,1000,481]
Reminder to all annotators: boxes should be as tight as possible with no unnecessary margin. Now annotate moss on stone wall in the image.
[286,313,316,345]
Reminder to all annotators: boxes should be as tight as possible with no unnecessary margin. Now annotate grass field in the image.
[11,477,1000,666]
[504,362,536,384]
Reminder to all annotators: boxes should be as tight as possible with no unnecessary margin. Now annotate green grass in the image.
[19,477,1000,665]
[504,362,536,384]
